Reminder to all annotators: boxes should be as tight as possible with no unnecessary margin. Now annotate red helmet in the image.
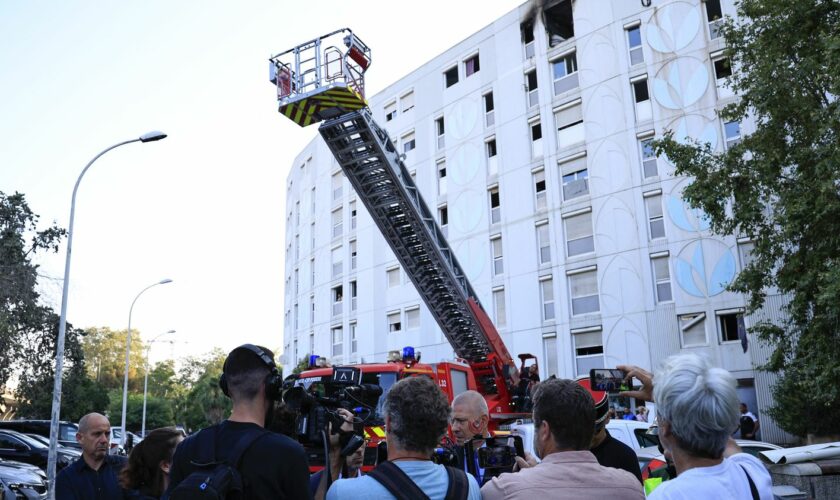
[575,376,610,427]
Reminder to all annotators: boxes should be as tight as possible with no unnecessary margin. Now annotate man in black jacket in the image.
[56,412,126,500]
[166,344,311,499]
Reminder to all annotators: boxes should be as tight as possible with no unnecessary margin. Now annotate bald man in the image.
[451,391,492,484]
[56,412,127,499]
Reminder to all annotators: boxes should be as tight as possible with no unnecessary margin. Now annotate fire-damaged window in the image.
[521,21,536,58]
[544,0,575,47]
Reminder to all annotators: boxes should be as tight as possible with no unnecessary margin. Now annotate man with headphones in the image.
[166,344,312,499]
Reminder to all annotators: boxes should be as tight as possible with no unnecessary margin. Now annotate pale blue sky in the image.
[0,0,516,365]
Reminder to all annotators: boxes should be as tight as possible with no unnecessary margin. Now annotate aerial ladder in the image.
[270,29,529,416]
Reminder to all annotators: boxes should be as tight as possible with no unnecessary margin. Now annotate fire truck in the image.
[269,29,535,465]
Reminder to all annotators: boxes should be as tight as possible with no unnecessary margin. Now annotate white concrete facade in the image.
[282,0,790,443]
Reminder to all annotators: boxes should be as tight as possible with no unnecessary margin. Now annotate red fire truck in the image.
[270,29,535,466]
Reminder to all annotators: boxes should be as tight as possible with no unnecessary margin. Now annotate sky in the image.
[0,0,517,367]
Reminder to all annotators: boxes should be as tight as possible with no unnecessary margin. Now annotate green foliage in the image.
[82,326,146,392]
[0,191,66,390]
[171,348,230,431]
[108,392,174,432]
[148,359,177,399]
[653,0,840,436]
[292,356,310,375]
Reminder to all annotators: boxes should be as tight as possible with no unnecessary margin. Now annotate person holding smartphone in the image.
[618,355,772,499]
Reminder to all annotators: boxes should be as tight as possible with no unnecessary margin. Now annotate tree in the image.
[0,191,65,390]
[653,0,840,437]
[147,359,178,399]
[172,349,230,431]
[82,326,146,391]
[108,392,174,432]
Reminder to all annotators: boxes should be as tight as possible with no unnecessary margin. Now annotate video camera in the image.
[465,435,525,481]
[282,366,382,449]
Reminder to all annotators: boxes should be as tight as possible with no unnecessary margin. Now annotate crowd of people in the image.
[54,344,773,499]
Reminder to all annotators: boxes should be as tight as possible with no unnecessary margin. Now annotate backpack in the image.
[367,460,470,500]
[740,415,755,437]
[168,426,268,500]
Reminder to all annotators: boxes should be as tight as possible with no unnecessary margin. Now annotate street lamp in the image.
[120,279,173,448]
[47,131,168,495]
[141,329,175,437]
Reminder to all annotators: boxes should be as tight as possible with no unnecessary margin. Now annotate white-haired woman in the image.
[619,354,772,499]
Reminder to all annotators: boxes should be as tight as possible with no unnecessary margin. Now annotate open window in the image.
[521,21,536,58]
[544,0,575,47]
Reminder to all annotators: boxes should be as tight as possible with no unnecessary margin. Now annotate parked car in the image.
[0,420,80,450]
[637,439,783,482]
[605,418,659,452]
[0,430,78,471]
[109,427,143,454]
[24,433,82,458]
[0,458,48,499]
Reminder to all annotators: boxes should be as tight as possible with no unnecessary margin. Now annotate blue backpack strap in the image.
[367,461,430,500]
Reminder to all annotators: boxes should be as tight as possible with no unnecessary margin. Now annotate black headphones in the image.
[219,344,283,401]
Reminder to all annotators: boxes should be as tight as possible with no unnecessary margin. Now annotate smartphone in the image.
[589,368,628,393]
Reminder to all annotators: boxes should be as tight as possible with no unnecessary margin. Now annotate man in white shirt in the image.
[739,403,761,440]
[619,354,773,499]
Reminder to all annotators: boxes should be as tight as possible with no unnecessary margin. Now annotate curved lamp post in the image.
[141,329,175,437]
[47,131,167,496]
[120,279,173,448]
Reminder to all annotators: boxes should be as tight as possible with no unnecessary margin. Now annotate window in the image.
[713,57,733,98]
[311,186,316,214]
[537,222,551,264]
[564,210,594,256]
[645,194,665,239]
[293,339,298,362]
[484,92,495,127]
[294,303,299,329]
[400,90,414,112]
[569,269,599,315]
[437,159,447,195]
[310,257,315,287]
[489,187,501,224]
[310,295,315,323]
[640,138,658,178]
[332,326,343,357]
[311,222,316,250]
[521,20,536,57]
[406,307,420,329]
[493,287,506,328]
[679,313,707,346]
[350,280,357,312]
[562,168,589,200]
[350,322,358,354]
[331,246,343,278]
[526,70,539,108]
[435,116,445,150]
[349,240,357,271]
[309,331,314,356]
[491,236,504,276]
[738,240,755,269]
[439,204,448,228]
[388,311,402,333]
[294,268,300,295]
[332,172,343,200]
[332,285,343,316]
[651,255,673,303]
[534,169,547,211]
[552,53,579,94]
[540,277,555,321]
[350,200,357,230]
[331,208,343,238]
[465,54,480,76]
[718,311,743,342]
[724,120,741,149]
[632,77,652,121]
[294,234,300,260]
[387,267,400,288]
[555,100,584,148]
[543,336,558,378]
[486,138,498,176]
[627,25,643,65]
[384,101,397,121]
[444,66,459,87]
[544,0,575,47]
[295,200,300,227]
[530,121,543,158]
[705,0,724,39]
[573,329,604,376]
[402,131,416,153]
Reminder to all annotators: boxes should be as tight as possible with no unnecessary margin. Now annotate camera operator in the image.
[327,376,481,500]
[480,378,644,500]
[311,408,364,498]
[618,354,772,499]
[165,344,311,499]
[575,376,642,483]
[450,390,492,484]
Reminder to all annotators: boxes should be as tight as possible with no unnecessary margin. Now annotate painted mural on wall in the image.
[674,238,736,298]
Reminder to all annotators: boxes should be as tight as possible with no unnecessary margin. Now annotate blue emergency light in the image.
[402,346,415,360]
[309,354,319,368]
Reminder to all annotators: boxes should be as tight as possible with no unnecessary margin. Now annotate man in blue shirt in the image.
[56,412,126,500]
